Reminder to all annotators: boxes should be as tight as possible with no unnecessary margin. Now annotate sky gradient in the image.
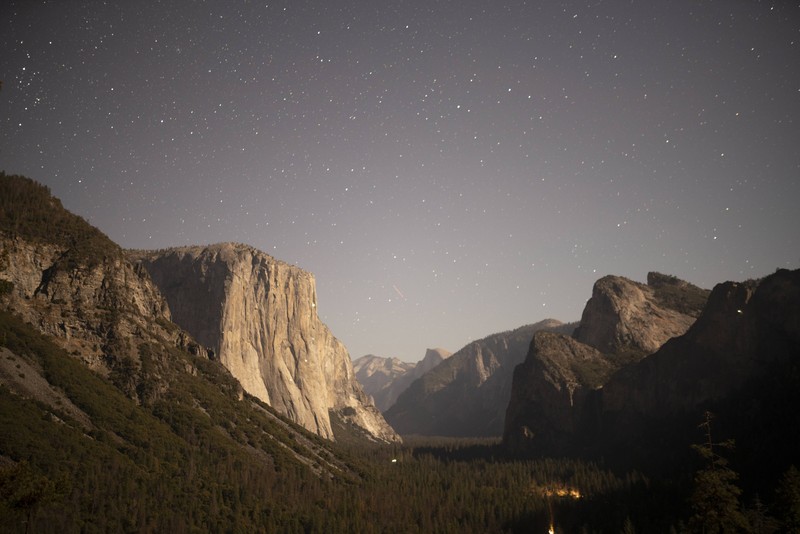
[2,1,799,362]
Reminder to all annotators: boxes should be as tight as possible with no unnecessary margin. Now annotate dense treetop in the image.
[0,172,120,266]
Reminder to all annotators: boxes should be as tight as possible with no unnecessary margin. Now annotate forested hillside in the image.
[0,311,661,532]
[0,172,120,268]
[2,172,799,532]
[4,309,798,532]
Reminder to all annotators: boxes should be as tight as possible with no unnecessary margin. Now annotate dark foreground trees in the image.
[1,309,799,532]
[688,412,749,533]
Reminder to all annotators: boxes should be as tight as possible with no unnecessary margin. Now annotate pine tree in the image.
[622,516,636,534]
[0,461,58,533]
[775,465,800,532]
[688,411,750,533]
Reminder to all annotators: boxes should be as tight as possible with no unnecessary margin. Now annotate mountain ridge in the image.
[503,269,800,488]
[504,272,709,455]
[0,173,396,443]
[353,347,452,412]
[0,172,381,530]
[385,319,575,437]
[130,243,399,443]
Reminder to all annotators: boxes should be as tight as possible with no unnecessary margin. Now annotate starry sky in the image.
[2,1,799,362]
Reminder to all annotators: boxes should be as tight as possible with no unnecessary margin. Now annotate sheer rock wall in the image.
[132,244,399,442]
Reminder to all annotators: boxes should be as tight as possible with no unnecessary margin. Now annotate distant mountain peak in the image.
[353,348,453,413]
[384,319,575,437]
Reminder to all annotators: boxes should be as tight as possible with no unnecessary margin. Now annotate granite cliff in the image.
[504,273,708,454]
[0,176,208,405]
[503,268,800,496]
[502,332,612,452]
[0,234,211,403]
[353,348,452,412]
[0,175,396,531]
[598,269,800,425]
[573,272,706,356]
[385,320,574,437]
[353,355,415,412]
[131,244,399,442]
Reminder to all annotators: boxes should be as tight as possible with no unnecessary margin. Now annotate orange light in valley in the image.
[552,487,581,499]
[532,484,583,499]
[534,483,582,534]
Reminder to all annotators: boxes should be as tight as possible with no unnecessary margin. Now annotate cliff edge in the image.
[131,244,399,442]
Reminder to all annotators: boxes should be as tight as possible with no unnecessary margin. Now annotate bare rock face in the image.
[578,270,800,476]
[413,348,453,378]
[385,320,573,437]
[353,355,415,412]
[132,244,399,442]
[504,272,709,454]
[573,273,706,356]
[504,332,613,453]
[354,348,452,412]
[0,235,201,376]
[505,270,800,476]
[599,272,790,417]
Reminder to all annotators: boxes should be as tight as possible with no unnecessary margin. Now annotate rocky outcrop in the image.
[573,273,707,356]
[385,320,574,437]
[413,348,453,378]
[588,271,800,479]
[353,355,415,412]
[503,332,612,453]
[353,355,414,412]
[132,244,399,442]
[354,348,452,412]
[600,270,797,417]
[0,234,204,377]
[504,273,709,453]
[505,270,800,478]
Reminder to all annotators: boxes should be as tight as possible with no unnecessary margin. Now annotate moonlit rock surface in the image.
[573,274,699,355]
[353,355,415,412]
[0,234,197,373]
[132,243,399,442]
[353,348,452,412]
[504,272,710,453]
[503,331,611,452]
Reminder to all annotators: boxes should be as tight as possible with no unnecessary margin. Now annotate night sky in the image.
[2,1,799,362]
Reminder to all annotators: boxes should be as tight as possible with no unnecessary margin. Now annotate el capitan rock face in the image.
[132,244,399,442]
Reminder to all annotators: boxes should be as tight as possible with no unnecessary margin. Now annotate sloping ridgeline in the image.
[0,173,368,530]
[0,172,121,269]
[0,310,366,531]
[385,320,575,437]
[0,174,641,533]
[5,173,798,532]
